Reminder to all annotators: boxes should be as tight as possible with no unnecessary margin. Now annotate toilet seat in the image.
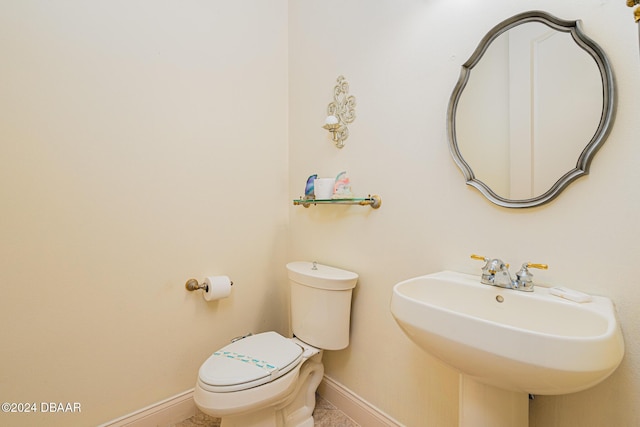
[198,332,303,393]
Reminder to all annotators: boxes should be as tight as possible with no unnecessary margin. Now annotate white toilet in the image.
[194,261,358,427]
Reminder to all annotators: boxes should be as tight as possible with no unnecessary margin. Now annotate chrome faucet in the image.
[471,254,548,292]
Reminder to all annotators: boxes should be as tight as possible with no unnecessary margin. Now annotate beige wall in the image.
[0,2,288,426]
[289,1,640,427]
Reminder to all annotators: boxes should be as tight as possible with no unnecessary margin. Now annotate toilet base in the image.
[196,353,324,427]
[280,353,323,427]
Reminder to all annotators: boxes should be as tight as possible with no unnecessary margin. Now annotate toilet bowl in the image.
[193,262,358,427]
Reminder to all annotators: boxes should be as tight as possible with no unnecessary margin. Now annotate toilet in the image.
[194,261,358,427]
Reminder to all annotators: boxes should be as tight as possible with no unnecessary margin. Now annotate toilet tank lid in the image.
[286,262,358,290]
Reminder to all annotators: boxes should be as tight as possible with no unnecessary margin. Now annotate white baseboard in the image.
[98,377,403,427]
[318,376,404,427]
[97,389,196,427]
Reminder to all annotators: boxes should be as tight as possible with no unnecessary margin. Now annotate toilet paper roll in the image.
[202,276,232,301]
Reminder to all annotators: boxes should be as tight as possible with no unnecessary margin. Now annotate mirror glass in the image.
[447,11,615,208]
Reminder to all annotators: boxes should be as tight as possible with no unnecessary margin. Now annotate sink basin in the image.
[390,270,624,395]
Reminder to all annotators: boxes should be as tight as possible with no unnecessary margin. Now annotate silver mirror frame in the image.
[447,11,616,208]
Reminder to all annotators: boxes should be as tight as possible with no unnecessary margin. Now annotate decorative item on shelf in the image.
[332,171,354,198]
[322,75,356,149]
[303,174,317,200]
[314,177,335,199]
[294,171,381,208]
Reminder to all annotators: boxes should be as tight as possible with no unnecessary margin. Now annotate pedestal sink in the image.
[390,271,624,427]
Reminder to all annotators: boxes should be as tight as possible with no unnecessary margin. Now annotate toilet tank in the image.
[286,261,358,350]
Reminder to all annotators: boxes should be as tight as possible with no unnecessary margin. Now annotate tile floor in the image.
[171,394,359,427]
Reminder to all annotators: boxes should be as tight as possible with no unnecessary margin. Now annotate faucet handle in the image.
[526,262,548,270]
[471,255,509,285]
[470,254,488,262]
[471,254,494,285]
[471,254,493,272]
[515,262,548,291]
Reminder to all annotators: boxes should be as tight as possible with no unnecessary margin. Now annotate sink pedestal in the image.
[459,375,528,427]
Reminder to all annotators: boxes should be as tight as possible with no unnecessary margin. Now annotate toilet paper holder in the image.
[185,278,234,292]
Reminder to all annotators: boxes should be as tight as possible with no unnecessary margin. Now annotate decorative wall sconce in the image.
[627,0,640,49]
[322,75,356,149]
[628,0,640,21]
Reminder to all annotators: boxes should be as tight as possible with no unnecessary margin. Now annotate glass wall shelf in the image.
[293,194,381,209]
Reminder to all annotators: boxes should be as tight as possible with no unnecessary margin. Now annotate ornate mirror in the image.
[447,11,615,208]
